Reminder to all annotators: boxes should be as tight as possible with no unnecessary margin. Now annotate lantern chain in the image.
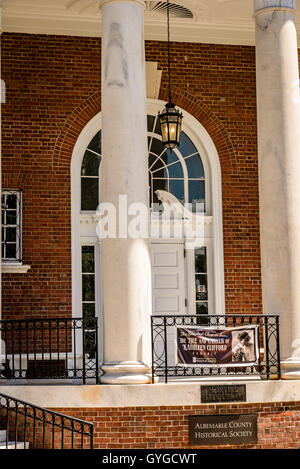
[167,0,172,104]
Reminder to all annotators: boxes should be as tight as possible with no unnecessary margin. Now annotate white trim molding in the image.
[71,112,102,321]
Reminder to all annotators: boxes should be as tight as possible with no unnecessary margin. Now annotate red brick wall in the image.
[2,400,300,449]
[1,34,101,320]
[51,402,300,449]
[1,33,261,319]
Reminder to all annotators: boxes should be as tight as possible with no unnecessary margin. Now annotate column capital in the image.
[254,0,296,14]
[99,0,145,9]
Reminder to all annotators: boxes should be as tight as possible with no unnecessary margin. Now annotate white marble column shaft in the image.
[254,0,300,378]
[0,7,3,356]
[99,0,153,384]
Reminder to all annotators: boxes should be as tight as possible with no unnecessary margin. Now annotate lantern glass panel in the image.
[159,105,182,149]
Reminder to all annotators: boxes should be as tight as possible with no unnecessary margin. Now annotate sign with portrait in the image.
[177,325,259,367]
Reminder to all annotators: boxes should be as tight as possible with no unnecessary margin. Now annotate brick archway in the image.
[159,86,238,176]
[52,87,258,316]
[53,87,237,177]
[52,91,101,171]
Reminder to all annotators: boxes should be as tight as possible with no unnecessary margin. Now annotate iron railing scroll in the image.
[0,317,99,384]
[151,314,281,383]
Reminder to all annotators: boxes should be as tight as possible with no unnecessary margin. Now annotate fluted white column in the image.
[254,0,300,378]
[0,6,3,356]
[99,0,153,384]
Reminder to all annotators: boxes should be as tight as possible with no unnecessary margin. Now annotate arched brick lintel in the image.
[159,86,238,176]
[52,91,101,171]
[53,88,238,176]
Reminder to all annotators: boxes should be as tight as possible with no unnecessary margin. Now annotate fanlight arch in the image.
[79,114,207,214]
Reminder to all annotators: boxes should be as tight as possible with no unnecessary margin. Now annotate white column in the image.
[0,6,3,357]
[254,0,300,378]
[99,0,153,384]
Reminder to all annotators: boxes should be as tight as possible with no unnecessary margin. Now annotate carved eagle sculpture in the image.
[155,189,196,221]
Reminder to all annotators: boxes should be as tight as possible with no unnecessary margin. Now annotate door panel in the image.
[151,243,186,367]
[151,243,186,315]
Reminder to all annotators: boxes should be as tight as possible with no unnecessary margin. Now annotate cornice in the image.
[99,0,145,8]
[2,2,300,46]
[2,12,258,46]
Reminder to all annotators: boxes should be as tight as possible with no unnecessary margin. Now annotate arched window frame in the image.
[71,100,225,322]
[147,129,206,211]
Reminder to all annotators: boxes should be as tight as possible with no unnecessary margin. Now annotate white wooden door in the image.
[151,243,186,315]
[151,242,186,367]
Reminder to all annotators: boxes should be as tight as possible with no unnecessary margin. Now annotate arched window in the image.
[72,102,225,354]
[147,115,205,212]
[81,131,101,211]
[80,115,206,213]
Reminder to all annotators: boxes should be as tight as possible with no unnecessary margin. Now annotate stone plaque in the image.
[189,414,257,446]
[201,384,246,403]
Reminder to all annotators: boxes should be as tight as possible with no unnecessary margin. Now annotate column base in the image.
[281,358,300,380]
[100,361,158,385]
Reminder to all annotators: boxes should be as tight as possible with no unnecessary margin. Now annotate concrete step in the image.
[0,430,6,443]
[0,441,30,449]
[0,430,30,449]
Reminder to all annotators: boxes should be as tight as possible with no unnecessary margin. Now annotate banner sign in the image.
[177,326,259,367]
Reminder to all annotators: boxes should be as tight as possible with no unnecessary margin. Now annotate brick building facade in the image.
[1,33,261,320]
[1,0,300,451]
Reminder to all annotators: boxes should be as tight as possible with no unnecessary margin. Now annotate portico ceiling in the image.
[1,0,300,45]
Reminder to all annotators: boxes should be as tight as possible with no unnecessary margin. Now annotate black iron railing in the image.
[0,317,99,384]
[151,314,281,383]
[0,392,94,449]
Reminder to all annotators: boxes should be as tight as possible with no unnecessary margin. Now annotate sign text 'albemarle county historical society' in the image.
[189,414,258,446]
[176,325,259,366]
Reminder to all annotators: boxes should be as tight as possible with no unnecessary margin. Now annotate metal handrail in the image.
[0,392,94,449]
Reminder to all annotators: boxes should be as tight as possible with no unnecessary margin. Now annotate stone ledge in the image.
[1,379,300,409]
[2,263,31,274]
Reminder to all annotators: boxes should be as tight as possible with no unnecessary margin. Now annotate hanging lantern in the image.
[158,0,183,150]
[158,101,183,149]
